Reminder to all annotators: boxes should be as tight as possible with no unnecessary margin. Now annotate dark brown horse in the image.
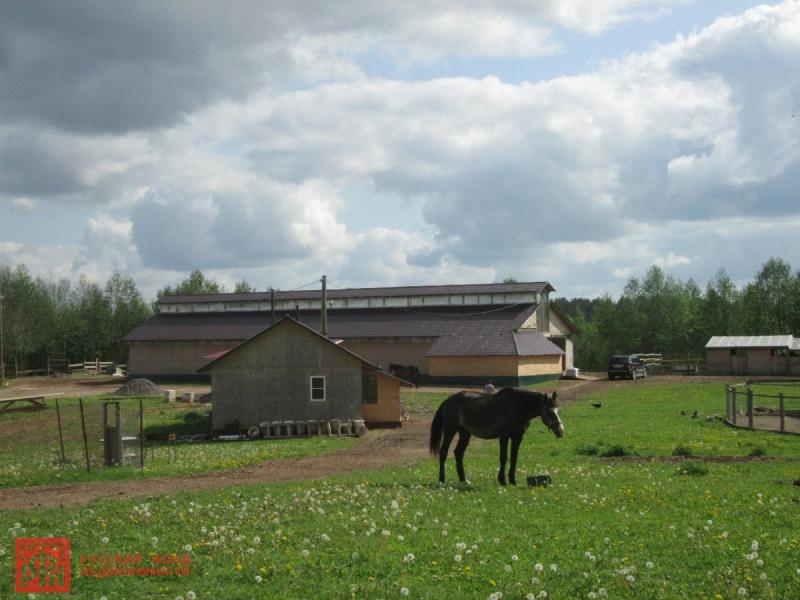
[429,387,564,485]
[389,363,421,385]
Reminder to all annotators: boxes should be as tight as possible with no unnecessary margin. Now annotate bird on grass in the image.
[591,402,602,409]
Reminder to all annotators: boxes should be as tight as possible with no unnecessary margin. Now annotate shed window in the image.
[310,376,326,402]
[362,370,378,404]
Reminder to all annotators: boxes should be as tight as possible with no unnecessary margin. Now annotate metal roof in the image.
[791,338,800,351]
[513,331,566,356]
[705,335,793,349]
[125,304,540,348]
[157,281,553,304]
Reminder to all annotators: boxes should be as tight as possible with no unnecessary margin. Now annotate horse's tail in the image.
[429,403,445,455]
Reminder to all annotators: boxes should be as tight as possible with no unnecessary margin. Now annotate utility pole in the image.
[320,275,328,337]
[0,292,5,388]
[269,287,275,324]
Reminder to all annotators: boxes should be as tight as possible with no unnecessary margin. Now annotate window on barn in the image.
[310,376,326,402]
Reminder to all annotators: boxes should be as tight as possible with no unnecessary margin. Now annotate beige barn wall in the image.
[128,341,237,377]
[548,311,572,337]
[362,374,402,426]
[340,340,432,374]
[428,356,520,377]
[518,355,563,376]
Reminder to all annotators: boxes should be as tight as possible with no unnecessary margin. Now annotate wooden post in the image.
[79,398,91,472]
[139,398,145,469]
[0,291,5,388]
[55,398,67,463]
[321,275,328,337]
[779,392,785,433]
[747,387,754,428]
[725,387,730,421]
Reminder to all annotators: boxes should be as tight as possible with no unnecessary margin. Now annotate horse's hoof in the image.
[509,480,517,486]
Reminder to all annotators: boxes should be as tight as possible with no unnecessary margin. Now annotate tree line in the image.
[0,267,252,373]
[555,258,800,370]
[2,259,798,375]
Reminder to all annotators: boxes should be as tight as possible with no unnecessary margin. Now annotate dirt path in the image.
[0,379,602,511]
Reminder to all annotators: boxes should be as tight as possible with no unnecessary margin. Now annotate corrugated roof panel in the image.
[157,281,553,304]
[513,331,565,356]
[125,304,539,344]
[705,335,792,349]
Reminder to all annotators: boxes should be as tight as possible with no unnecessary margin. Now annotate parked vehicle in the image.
[608,355,647,380]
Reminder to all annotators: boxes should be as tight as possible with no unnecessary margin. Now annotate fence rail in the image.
[725,381,800,434]
[636,353,705,375]
[0,358,127,379]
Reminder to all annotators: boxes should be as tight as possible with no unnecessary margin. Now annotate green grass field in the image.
[1,381,798,599]
[0,395,354,487]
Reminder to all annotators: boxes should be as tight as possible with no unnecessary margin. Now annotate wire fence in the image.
[0,396,146,486]
[725,381,800,434]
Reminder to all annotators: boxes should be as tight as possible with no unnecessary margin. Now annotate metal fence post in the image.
[55,397,66,463]
[731,388,737,425]
[779,392,785,433]
[747,387,754,429]
[79,398,91,472]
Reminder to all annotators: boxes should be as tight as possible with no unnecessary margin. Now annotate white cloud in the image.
[1,1,799,299]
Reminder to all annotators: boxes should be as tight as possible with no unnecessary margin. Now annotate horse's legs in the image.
[453,429,472,483]
[508,434,523,485]
[438,429,457,484]
[498,436,509,485]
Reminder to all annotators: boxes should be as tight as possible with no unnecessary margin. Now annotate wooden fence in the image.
[636,353,705,375]
[0,358,126,378]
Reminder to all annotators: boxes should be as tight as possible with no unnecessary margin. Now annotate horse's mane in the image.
[496,387,558,407]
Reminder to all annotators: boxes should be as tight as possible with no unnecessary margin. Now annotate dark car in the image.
[608,355,647,380]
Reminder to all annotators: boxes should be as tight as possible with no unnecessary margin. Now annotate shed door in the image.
[362,370,378,404]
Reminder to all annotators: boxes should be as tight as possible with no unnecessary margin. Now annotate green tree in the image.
[234,280,256,293]
[105,272,151,363]
[741,258,796,334]
[158,269,223,298]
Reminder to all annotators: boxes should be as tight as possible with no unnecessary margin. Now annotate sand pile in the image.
[113,378,162,396]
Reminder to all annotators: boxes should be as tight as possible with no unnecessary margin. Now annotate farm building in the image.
[125,281,577,386]
[199,317,410,431]
[705,336,800,376]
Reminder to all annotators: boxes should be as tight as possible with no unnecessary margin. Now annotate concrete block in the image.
[163,390,176,403]
[181,392,195,403]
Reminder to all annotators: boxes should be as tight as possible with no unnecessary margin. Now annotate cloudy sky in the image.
[1,1,798,299]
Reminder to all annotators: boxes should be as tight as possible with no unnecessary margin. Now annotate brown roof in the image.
[124,304,539,345]
[197,317,413,386]
[157,281,553,304]
[425,326,563,357]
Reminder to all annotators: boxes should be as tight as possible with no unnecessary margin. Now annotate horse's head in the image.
[541,391,564,438]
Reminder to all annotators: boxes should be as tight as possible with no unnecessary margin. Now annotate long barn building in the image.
[124,281,577,386]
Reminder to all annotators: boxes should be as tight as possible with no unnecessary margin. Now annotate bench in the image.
[0,393,60,414]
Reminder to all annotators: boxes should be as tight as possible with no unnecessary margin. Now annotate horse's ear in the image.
[551,391,558,406]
